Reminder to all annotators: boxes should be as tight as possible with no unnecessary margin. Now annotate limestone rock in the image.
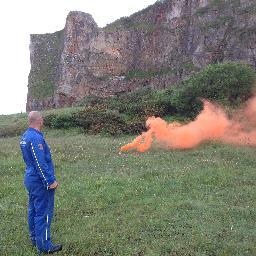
[27,0,256,111]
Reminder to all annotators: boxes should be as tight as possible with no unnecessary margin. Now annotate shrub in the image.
[42,104,147,136]
[107,88,173,117]
[73,107,128,135]
[44,112,76,129]
[23,62,256,136]
[170,62,256,117]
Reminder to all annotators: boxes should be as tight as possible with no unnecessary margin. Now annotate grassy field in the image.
[0,129,255,255]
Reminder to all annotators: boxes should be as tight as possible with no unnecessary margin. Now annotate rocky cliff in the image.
[27,0,256,111]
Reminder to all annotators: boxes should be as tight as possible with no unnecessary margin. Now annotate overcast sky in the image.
[0,0,156,115]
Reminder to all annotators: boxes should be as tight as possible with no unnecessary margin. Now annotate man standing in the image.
[20,111,62,254]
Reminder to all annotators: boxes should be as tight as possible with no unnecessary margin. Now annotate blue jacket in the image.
[20,128,56,189]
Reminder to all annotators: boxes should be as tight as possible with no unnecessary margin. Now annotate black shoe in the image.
[47,244,62,254]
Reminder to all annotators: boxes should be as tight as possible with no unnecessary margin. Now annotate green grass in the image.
[0,130,255,255]
[0,113,27,137]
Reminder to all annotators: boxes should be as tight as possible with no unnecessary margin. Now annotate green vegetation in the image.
[170,62,256,118]
[0,113,27,137]
[126,69,176,80]
[72,62,256,127]
[1,62,255,138]
[0,132,256,255]
[181,61,199,72]
[29,30,64,100]
[103,0,172,34]
[104,1,157,33]
[1,61,256,255]
[30,80,55,100]
[104,18,155,33]
[115,63,255,121]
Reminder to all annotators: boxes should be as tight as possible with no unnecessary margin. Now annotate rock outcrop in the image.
[27,0,256,111]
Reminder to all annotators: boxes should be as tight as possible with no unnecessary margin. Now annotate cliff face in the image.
[27,0,256,111]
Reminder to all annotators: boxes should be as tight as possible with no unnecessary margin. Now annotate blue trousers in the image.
[24,175,55,252]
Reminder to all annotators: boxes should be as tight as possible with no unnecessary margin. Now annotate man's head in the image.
[28,111,43,131]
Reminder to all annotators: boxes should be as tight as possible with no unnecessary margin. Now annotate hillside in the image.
[27,0,256,111]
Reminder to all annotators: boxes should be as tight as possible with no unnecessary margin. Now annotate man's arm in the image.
[30,137,56,189]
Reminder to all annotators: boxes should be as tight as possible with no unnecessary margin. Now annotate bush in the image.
[74,106,146,135]
[19,62,256,136]
[42,104,146,136]
[73,107,121,134]
[170,62,256,117]
[107,88,172,117]
[44,112,76,129]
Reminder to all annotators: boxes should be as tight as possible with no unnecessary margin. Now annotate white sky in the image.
[0,0,156,115]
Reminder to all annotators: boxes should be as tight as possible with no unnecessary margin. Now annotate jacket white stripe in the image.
[31,142,49,188]
[46,214,48,241]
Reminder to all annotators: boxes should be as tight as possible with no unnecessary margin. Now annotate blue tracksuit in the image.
[20,127,56,252]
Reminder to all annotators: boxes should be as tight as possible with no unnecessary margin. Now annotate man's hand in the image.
[49,181,59,190]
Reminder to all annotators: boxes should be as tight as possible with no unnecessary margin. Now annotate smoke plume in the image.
[120,96,256,152]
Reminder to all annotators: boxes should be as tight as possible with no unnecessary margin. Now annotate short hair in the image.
[28,111,43,125]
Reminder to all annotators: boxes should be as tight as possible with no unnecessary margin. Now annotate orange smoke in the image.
[120,97,256,152]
